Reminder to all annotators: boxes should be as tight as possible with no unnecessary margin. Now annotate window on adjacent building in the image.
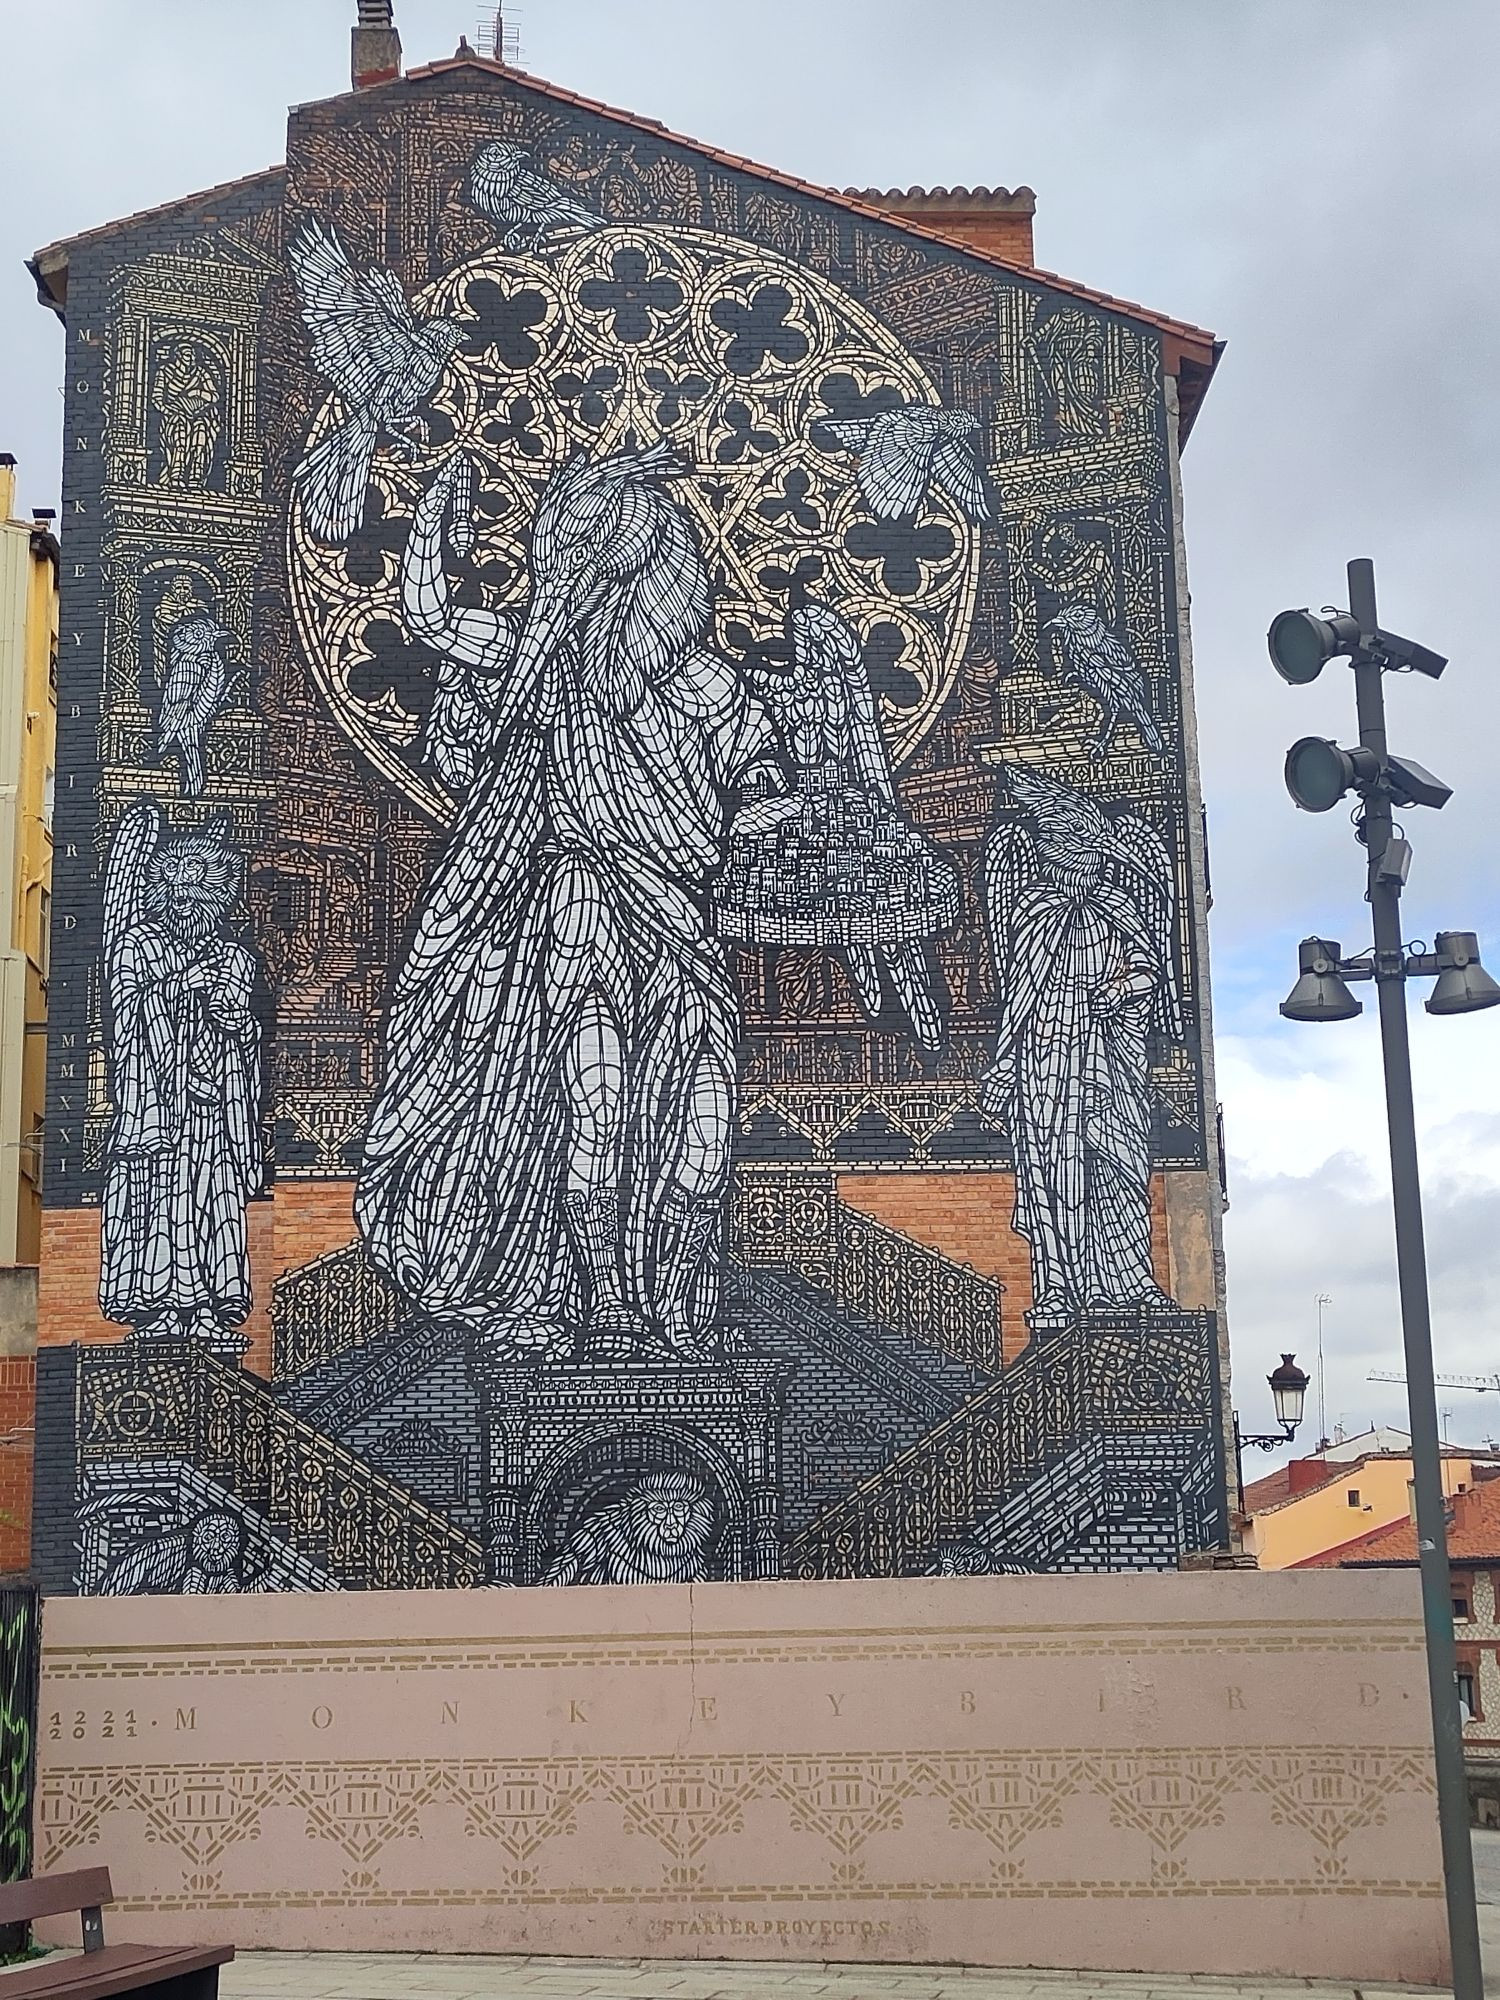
[1347,1488,1361,1507]
[37,887,50,979]
[1458,1670,1479,1722]
[42,765,54,835]
[1454,1594,1472,1622]
[20,1113,43,1188]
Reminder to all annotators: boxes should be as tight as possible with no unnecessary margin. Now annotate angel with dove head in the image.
[980,764,1183,1331]
[98,802,262,1351]
[356,442,786,1365]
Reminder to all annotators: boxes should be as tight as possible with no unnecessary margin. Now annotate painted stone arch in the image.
[525,1422,750,1584]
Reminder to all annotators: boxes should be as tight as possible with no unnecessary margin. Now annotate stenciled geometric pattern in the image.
[39,1745,1436,1907]
[286,223,980,820]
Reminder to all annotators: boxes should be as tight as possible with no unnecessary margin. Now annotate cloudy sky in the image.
[2,0,1496,1459]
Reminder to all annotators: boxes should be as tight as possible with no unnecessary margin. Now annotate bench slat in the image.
[0,1941,234,1997]
[0,1869,113,1927]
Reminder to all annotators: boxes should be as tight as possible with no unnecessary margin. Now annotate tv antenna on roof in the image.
[478,8,522,65]
[1369,1369,1500,1393]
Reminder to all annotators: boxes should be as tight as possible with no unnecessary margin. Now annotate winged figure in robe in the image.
[981,763,1182,1330]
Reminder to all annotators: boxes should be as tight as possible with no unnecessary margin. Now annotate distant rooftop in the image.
[1296,1473,1500,1568]
[842,184,1036,211]
[1242,1430,1500,1517]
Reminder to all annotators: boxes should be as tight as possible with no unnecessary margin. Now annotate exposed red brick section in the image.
[848,186,1036,268]
[0,1356,35,1574]
[834,1172,1172,1365]
[272,1182,358,1277]
[40,1185,359,1384]
[37,1210,118,1352]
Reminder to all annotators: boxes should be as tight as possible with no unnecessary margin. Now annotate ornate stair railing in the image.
[75,1342,484,1590]
[271,1240,400,1381]
[276,1169,1005,1387]
[731,1168,1005,1374]
[784,1309,1216,1579]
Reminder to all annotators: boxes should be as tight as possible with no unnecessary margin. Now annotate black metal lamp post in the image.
[1269,558,1490,2000]
[1232,1352,1308,1509]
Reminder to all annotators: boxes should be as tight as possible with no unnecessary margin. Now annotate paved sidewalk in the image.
[217,1953,1444,2000]
[201,1831,1500,1996]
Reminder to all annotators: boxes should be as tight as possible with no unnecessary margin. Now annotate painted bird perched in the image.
[1046,600,1164,758]
[156,612,232,798]
[288,221,464,545]
[467,141,605,251]
[822,401,991,523]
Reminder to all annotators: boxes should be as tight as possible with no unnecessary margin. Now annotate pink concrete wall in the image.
[34,1571,1447,1983]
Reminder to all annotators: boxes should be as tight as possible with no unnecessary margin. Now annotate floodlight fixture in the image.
[1425,932,1500,1017]
[1279,937,1364,1023]
[1267,608,1362,685]
[1283,736,1378,813]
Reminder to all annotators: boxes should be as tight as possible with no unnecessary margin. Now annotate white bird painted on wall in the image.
[467,141,605,251]
[822,402,992,523]
[1046,600,1164,758]
[156,613,231,798]
[288,221,464,545]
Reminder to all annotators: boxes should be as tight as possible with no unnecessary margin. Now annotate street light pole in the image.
[1345,558,1483,1998]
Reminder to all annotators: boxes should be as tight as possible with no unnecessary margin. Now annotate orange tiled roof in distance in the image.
[1295,1475,1500,1568]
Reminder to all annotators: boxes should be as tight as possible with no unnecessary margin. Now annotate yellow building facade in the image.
[0,455,58,1264]
[1244,1434,1492,1570]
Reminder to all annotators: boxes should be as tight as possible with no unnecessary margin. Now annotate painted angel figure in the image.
[713,599,959,1048]
[979,764,1182,1332]
[355,445,784,1364]
[98,802,262,1349]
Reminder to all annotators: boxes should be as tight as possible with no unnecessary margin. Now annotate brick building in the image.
[1243,1427,1500,1570]
[1297,1468,1500,1814]
[24,4,1229,1595]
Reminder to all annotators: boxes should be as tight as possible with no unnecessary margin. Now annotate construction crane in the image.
[1368,1370,1500,1394]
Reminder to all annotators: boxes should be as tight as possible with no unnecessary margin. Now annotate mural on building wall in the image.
[34,71,1226,1597]
[98,802,262,1353]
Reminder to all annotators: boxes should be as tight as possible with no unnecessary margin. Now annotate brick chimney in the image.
[352,0,402,90]
[846,185,1037,268]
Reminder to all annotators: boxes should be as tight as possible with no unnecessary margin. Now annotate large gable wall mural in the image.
[31,61,1229,1596]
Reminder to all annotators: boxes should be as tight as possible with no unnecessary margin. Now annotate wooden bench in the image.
[0,1868,233,1998]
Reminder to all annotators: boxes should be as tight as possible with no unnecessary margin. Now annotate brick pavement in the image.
[212,1952,1448,2000]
